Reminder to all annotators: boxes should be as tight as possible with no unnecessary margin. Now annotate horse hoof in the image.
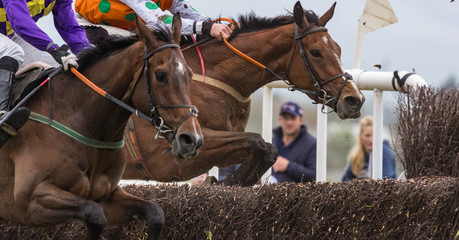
[204,176,218,185]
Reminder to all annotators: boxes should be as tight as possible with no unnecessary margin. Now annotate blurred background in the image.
[38,0,458,181]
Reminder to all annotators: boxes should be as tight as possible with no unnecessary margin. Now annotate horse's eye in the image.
[155,71,168,83]
[310,49,322,58]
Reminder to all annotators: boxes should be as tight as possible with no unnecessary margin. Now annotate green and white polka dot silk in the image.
[119,0,208,34]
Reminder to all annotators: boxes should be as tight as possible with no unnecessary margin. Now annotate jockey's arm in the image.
[3,0,89,56]
[2,0,56,52]
[168,0,232,39]
[52,0,91,54]
[119,0,231,38]
[168,0,209,35]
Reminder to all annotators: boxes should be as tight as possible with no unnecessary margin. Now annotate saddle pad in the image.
[11,62,55,107]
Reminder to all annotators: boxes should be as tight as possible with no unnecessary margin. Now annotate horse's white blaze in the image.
[176,60,186,76]
[334,53,346,73]
[191,117,199,137]
[331,52,364,100]
[322,36,328,45]
[350,81,364,100]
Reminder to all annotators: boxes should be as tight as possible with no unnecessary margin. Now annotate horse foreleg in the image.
[123,128,276,186]
[99,186,164,240]
[198,129,278,186]
[19,182,107,240]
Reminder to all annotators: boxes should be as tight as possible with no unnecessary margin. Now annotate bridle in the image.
[70,41,197,145]
[212,21,353,114]
[132,43,198,141]
[285,24,353,113]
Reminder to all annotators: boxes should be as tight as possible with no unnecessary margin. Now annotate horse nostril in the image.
[178,133,196,150]
[343,96,362,110]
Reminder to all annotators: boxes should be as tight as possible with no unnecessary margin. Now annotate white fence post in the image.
[372,89,384,179]
[316,106,327,182]
[208,166,219,181]
[260,86,273,184]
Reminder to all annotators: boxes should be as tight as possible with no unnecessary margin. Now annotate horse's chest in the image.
[57,169,115,200]
[230,103,251,132]
[72,176,113,200]
[88,180,113,200]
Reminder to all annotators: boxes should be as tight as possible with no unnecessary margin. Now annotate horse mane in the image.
[78,25,172,70]
[180,9,320,45]
[232,10,320,36]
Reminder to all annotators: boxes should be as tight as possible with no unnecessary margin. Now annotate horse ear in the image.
[293,1,309,28]
[135,15,158,47]
[171,13,182,44]
[320,2,337,26]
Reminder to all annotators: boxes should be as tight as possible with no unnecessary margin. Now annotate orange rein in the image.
[214,17,266,69]
[222,39,265,70]
[70,67,107,97]
[214,18,281,76]
[70,67,154,123]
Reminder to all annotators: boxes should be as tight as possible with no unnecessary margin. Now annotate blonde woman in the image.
[341,116,396,181]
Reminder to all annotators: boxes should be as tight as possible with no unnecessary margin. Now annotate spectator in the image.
[341,116,397,181]
[218,164,241,181]
[190,173,207,185]
[272,101,316,183]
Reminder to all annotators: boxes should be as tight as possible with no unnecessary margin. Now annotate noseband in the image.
[286,24,353,113]
[134,44,198,141]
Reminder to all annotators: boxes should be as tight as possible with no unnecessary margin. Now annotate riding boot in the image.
[0,56,30,147]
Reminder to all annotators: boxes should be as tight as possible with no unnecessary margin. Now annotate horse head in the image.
[287,1,364,119]
[131,14,203,158]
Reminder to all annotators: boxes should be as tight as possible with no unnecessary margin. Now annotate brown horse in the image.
[112,2,364,185]
[0,15,202,240]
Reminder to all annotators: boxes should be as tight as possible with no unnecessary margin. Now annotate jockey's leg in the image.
[10,33,58,69]
[0,35,30,147]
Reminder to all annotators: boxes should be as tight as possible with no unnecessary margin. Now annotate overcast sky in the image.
[191,0,459,87]
[38,0,458,87]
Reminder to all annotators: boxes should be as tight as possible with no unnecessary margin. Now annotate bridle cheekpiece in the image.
[285,24,353,113]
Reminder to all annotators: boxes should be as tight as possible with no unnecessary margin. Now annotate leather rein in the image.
[203,21,353,113]
[72,42,198,142]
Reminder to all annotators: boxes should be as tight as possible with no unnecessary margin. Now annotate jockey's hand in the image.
[210,23,233,41]
[49,44,78,71]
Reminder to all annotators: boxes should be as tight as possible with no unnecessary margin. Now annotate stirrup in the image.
[1,123,17,136]
[0,111,17,136]
[0,108,30,137]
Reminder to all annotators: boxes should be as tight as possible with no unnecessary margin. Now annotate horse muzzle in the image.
[171,132,203,158]
[335,94,365,119]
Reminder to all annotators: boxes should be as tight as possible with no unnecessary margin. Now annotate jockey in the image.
[75,0,233,40]
[0,0,91,146]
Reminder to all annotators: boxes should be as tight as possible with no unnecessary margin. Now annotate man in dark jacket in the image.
[272,101,316,183]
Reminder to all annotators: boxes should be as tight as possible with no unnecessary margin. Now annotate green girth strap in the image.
[29,112,124,149]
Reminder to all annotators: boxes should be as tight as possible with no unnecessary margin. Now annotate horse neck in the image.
[185,24,294,97]
[49,43,143,141]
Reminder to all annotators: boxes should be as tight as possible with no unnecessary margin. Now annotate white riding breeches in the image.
[0,34,24,66]
[10,34,58,69]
